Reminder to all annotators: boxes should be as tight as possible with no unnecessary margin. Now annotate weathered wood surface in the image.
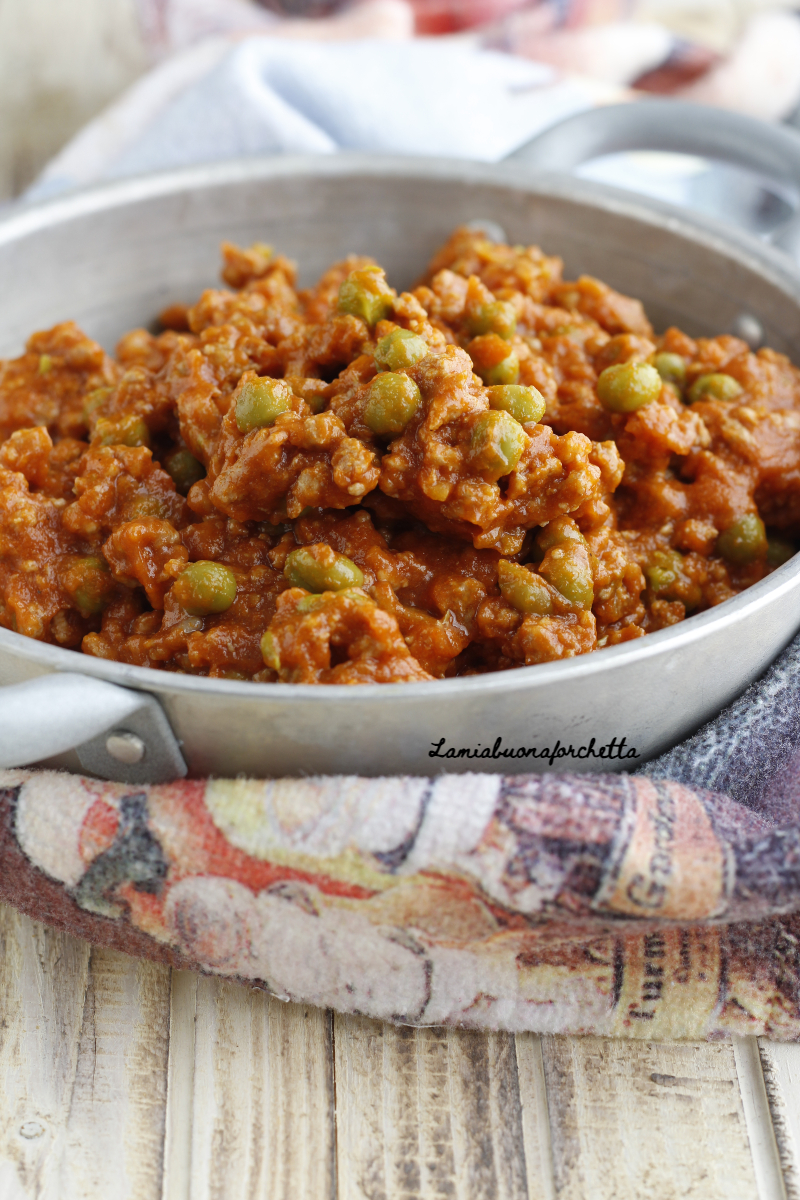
[0,902,797,1200]
[758,1041,800,1200]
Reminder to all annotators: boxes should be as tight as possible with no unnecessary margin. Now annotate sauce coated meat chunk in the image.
[2,227,799,684]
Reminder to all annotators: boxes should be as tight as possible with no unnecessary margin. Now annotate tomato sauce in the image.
[1,227,796,684]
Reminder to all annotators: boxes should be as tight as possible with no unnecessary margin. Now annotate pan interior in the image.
[3,160,800,774]
[1,161,799,360]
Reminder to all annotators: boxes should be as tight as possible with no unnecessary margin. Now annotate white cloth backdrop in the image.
[29,37,607,198]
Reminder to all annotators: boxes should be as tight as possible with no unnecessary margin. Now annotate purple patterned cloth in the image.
[647,630,800,825]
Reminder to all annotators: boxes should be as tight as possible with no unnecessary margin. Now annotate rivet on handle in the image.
[105,731,147,765]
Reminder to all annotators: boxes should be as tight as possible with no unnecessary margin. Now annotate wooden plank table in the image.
[1,904,798,1200]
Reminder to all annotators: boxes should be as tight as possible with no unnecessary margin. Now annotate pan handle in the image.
[505,100,800,262]
[0,673,187,784]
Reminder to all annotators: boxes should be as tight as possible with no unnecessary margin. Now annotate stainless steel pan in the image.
[3,102,800,783]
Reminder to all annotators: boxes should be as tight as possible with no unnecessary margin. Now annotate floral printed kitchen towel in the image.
[5,627,800,1043]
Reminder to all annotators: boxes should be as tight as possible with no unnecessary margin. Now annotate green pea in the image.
[687,373,743,404]
[284,545,364,592]
[304,392,327,414]
[653,352,686,388]
[363,373,421,436]
[295,592,330,613]
[468,335,521,386]
[127,498,167,522]
[596,361,662,414]
[163,448,205,493]
[83,387,113,423]
[235,378,293,432]
[716,514,767,566]
[467,301,517,340]
[93,415,150,448]
[374,328,429,372]
[539,543,594,609]
[767,536,796,568]
[470,410,526,481]
[479,351,520,387]
[38,354,53,375]
[536,518,585,555]
[487,384,545,426]
[644,549,682,594]
[644,549,702,609]
[260,629,280,671]
[173,561,237,616]
[497,560,552,615]
[337,267,393,328]
[288,587,369,615]
[65,556,113,617]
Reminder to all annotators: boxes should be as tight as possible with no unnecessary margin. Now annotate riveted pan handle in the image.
[506,100,800,262]
[0,673,187,784]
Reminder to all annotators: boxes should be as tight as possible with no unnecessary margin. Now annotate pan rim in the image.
[3,154,800,705]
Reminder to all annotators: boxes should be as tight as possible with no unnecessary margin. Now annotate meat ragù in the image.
[1,227,797,684]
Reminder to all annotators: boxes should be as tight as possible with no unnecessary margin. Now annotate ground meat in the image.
[1,226,798,684]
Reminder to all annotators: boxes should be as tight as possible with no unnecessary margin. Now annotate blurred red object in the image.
[405,0,534,33]
[633,42,719,94]
[257,0,532,24]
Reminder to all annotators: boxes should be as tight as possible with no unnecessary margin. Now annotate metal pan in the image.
[3,102,800,783]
